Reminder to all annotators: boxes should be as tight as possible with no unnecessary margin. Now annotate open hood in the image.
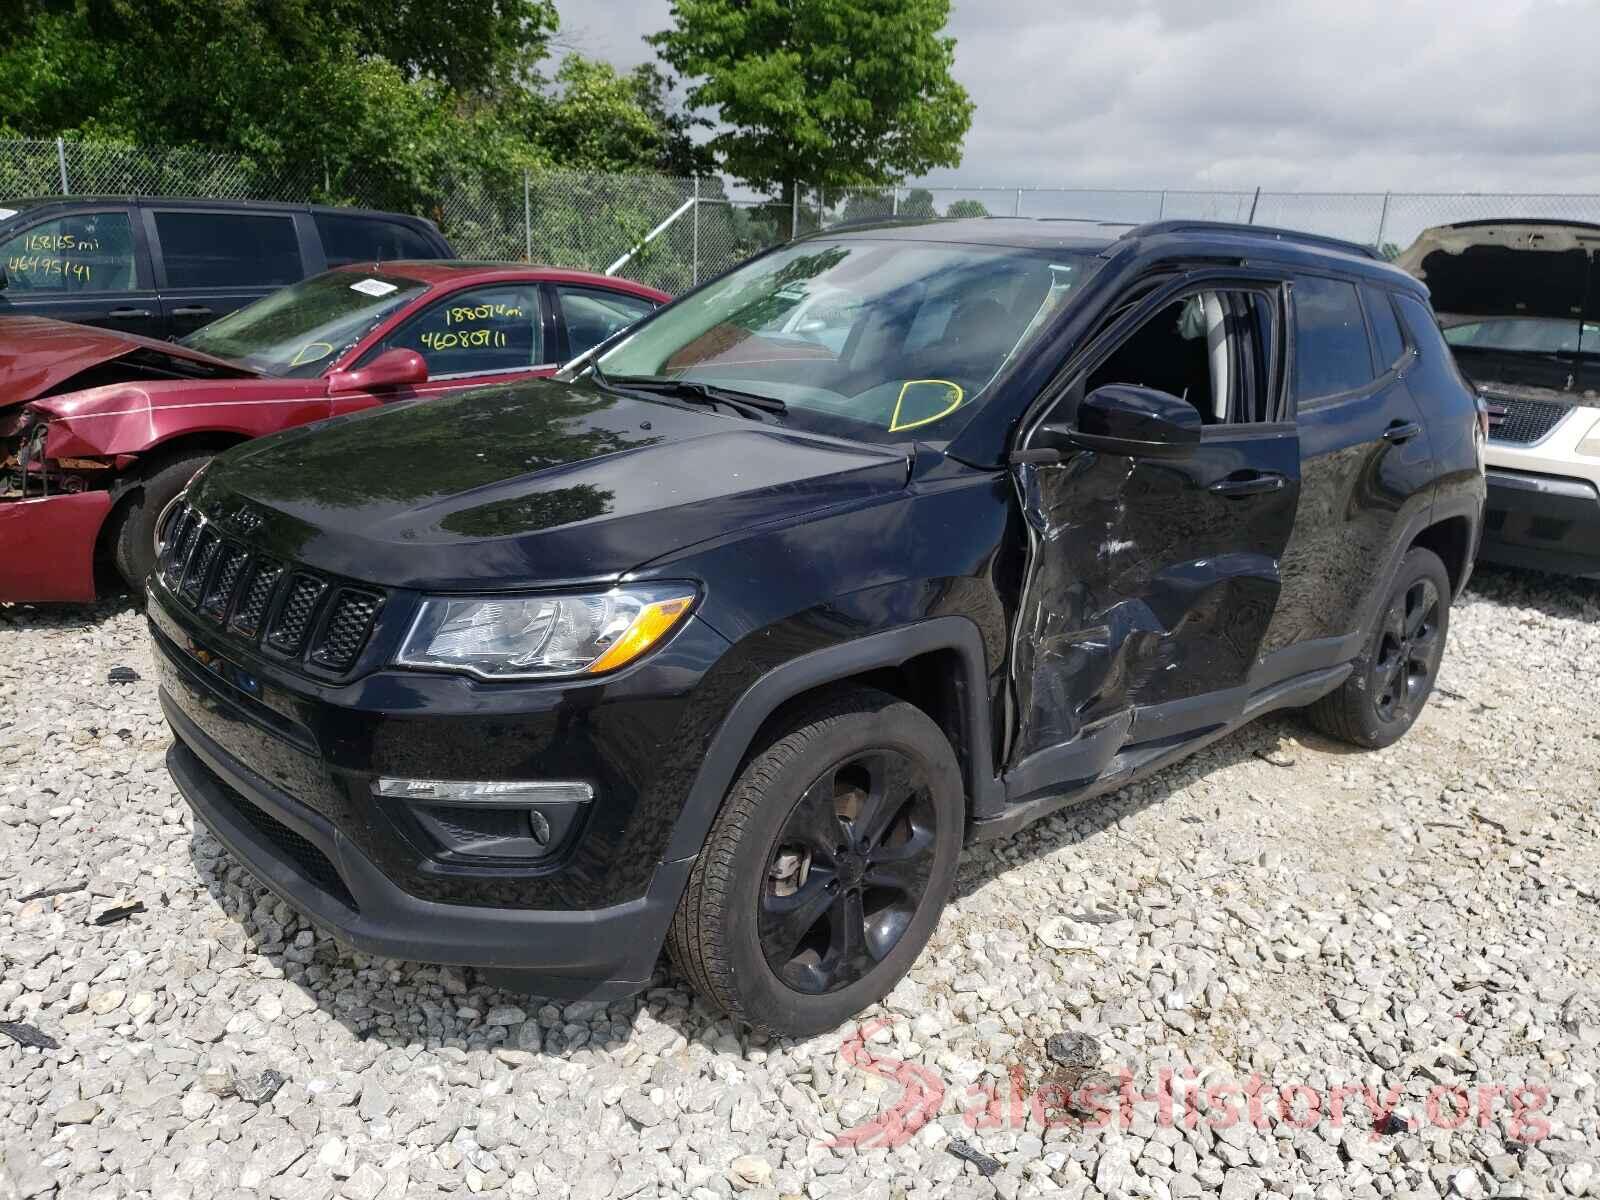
[0,315,258,417]
[1393,221,1600,323]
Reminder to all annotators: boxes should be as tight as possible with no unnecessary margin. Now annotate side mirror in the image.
[1026,384,1202,462]
[326,348,428,395]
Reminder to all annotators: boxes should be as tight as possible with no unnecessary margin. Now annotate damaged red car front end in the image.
[1,321,258,602]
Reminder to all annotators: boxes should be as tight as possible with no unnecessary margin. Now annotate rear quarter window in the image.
[1292,275,1376,402]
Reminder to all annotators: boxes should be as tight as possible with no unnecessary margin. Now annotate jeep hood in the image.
[0,315,257,419]
[191,378,911,588]
[1393,221,1600,323]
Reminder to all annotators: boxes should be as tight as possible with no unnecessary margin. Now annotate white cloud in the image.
[556,0,1600,194]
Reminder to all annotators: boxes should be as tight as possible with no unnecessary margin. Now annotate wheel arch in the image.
[1408,512,1476,598]
[660,617,1004,862]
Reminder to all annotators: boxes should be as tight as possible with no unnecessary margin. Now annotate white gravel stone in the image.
[3,569,1599,1199]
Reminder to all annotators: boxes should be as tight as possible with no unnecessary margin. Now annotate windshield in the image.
[1443,316,1600,356]
[179,270,427,376]
[594,238,1098,445]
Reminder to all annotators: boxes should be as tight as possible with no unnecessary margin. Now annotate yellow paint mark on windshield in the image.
[290,341,336,367]
[888,379,965,432]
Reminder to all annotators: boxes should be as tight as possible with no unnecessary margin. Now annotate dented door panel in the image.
[1008,426,1300,776]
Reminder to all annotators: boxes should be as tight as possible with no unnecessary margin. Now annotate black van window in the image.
[1292,276,1376,401]
[1362,287,1406,370]
[0,210,138,292]
[314,213,441,268]
[155,211,302,289]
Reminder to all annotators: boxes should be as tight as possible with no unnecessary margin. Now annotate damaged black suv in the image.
[150,218,1484,1036]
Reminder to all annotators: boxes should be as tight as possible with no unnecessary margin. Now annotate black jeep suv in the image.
[149,219,1484,1036]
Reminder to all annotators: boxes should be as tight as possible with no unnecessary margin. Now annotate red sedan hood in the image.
[0,315,259,415]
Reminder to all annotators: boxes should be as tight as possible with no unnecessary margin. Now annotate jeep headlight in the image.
[396,584,696,680]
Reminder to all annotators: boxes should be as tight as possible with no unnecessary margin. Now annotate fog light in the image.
[373,778,592,861]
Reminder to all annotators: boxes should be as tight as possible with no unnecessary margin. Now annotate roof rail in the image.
[1124,220,1383,261]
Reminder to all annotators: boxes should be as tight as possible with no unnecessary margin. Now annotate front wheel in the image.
[1304,547,1451,749]
[667,688,964,1037]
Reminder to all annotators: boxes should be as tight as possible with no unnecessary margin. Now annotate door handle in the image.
[109,307,152,319]
[171,306,213,318]
[1208,471,1286,497]
[1382,420,1422,444]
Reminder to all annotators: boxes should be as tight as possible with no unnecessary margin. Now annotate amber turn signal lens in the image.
[585,595,695,674]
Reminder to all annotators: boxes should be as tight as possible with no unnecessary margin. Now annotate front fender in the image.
[659,616,1004,863]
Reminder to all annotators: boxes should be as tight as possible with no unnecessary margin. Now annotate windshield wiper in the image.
[604,374,787,423]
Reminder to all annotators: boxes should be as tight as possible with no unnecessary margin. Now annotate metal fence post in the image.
[791,182,799,240]
[523,170,533,263]
[892,187,899,217]
[691,176,701,286]
[1014,188,1022,217]
[56,137,69,195]
[1375,191,1392,252]
[1158,190,1167,219]
[1247,186,1262,224]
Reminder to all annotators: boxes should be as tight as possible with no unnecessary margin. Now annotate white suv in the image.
[1398,221,1600,578]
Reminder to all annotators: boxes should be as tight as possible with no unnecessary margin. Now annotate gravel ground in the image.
[3,565,1599,1200]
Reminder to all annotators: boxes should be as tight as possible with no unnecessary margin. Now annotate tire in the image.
[1304,547,1451,750]
[667,687,964,1037]
[110,453,211,595]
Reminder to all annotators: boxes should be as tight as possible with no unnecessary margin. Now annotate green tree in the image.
[534,58,714,177]
[650,0,974,234]
[899,189,938,219]
[944,198,989,218]
[0,1,707,217]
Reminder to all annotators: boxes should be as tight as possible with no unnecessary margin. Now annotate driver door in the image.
[329,282,557,418]
[1006,276,1301,798]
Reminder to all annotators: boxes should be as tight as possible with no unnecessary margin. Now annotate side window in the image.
[314,214,442,268]
[557,286,657,358]
[1292,276,1376,402]
[0,211,137,292]
[154,211,302,289]
[1084,287,1282,426]
[1362,286,1406,370]
[369,284,544,377]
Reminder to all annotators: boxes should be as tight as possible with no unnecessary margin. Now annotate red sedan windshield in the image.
[179,270,427,377]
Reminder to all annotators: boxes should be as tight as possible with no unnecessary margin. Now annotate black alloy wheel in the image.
[1305,546,1452,749]
[758,749,940,995]
[1369,577,1442,726]
[666,687,964,1037]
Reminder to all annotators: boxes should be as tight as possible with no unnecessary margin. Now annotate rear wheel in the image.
[109,452,211,595]
[667,688,964,1037]
[1304,547,1451,749]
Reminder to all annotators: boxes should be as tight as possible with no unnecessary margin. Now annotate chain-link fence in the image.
[9,137,1600,293]
[0,137,798,293]
[812,185,1600,258]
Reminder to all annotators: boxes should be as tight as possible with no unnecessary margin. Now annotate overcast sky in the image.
[557,0,1600,196]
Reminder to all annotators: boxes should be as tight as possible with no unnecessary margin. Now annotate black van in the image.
[0,196,453,339]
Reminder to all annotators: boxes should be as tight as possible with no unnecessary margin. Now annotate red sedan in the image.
[1,262,668,602]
